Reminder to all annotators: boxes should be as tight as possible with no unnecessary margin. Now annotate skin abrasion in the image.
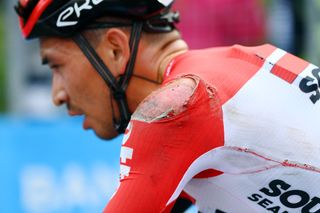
[132,76,199,122]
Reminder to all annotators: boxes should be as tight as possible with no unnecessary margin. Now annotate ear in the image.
[98,28,130,77]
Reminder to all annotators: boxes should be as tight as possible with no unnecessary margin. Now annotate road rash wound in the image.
[132,75,201,122]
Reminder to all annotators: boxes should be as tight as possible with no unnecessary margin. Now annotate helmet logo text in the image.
[57,0,103,27]
[157,0,173,6]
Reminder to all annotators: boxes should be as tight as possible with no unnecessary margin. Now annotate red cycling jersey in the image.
[104,44,320,212]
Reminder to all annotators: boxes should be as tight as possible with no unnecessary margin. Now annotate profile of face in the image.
[40,37,119,139]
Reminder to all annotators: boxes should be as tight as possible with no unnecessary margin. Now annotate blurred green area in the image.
[0,3,7,112]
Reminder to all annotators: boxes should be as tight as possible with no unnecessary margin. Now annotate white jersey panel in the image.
[182,48,320,212]
[185,167,320,213]
[222,48,320,167]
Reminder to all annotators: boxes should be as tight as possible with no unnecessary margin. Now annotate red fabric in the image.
[104,80,224,212]
[164,44,276,104]
[179,191,196,204]
[271,53,309,83]
[104,44,278,212]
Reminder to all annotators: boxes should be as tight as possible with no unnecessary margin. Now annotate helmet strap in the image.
[72,21,143,134]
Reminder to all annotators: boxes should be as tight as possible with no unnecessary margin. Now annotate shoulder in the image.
[132,77,198,122]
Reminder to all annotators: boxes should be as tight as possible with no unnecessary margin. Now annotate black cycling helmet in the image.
[15,0,179,134]
[15,0,178,39]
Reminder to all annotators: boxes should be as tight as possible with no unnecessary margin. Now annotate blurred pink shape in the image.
[174,0,266,49]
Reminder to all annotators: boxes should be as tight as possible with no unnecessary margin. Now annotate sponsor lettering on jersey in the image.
[120,147,133,179]
[248,179,320,213]
[299,68,320,104]
[119,122,134,180]
[264,49,320,104]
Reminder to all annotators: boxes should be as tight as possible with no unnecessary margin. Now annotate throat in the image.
[158,39,188,82]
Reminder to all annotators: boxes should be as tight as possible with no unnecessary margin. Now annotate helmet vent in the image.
[15,0,39,25]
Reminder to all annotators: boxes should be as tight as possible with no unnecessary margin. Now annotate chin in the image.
[94,128,119,140]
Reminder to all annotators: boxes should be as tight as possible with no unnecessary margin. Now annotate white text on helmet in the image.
[157,0,174,7]
[57,0,103,27]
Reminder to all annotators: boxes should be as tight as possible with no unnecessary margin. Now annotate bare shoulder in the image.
[132,76,198,122]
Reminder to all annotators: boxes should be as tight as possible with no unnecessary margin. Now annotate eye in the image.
[49,64,61,70]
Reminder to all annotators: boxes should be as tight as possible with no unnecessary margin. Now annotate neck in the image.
[136,30,188,83]
[157,37,189,82]
[126,30,188,112]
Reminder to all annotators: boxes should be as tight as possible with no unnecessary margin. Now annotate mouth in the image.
[83,116,91,130]
[68,110,82,116]
[67,109,90,130]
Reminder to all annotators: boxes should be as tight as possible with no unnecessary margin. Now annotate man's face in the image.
[40,37,118,139]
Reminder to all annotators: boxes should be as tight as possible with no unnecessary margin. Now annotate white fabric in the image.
[172,48,320,212]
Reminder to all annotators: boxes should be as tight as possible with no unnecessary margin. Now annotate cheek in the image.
[64,71,84,95]
[64,59,91,91]
[66,60,111,106]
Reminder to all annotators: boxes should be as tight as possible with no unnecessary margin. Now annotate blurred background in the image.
[1,0,320,212]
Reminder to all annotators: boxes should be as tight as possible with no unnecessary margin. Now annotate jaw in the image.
[83,114,119,140]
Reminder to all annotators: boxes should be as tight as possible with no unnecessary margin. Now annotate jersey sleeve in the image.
[103,77,224,212]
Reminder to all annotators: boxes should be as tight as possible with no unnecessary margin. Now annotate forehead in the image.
[40,37,78,59]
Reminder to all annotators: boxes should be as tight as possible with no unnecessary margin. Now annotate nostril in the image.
[57,99,65,106]
[53,90,68,106]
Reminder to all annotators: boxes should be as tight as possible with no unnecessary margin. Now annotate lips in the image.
[83,116,90,130]
[68,110,82,116]
[67,109,90,129]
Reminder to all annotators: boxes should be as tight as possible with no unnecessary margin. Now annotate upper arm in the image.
[132,76,197,122]
[104,76,224,212]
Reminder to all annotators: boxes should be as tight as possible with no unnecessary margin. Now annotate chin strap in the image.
[73,21,143,134]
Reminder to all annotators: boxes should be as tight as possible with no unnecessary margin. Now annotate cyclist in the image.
[15,0,320,212]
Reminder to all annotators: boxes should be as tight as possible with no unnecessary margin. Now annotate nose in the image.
[52,74,68,106]
[53,90,68,106]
